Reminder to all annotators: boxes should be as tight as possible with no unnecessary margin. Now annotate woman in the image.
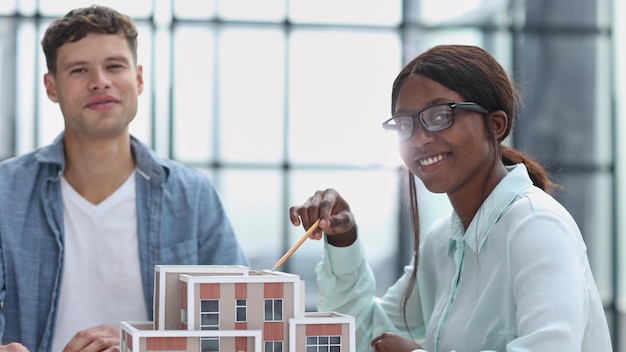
[289,45,612,352]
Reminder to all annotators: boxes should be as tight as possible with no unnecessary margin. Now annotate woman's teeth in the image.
[419,154,444,166]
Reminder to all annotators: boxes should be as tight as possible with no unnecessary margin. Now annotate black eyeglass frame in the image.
[382,102,489,141]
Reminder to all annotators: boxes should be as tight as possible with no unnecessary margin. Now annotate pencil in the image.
[272,219,321,271]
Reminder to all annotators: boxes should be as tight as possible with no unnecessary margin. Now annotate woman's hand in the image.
[289,188,357,247]
[371,332,423,352]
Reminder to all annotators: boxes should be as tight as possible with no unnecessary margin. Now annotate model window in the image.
[264,340,283,352]
[264,299,283,321]
[236,299,247,322]
[201,337,219,352]
[200,299,219,330]
[306,336,341,352]
[181,308,188,324]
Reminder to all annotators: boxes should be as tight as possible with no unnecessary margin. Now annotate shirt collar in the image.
[35,132,171,184]
[448,163,534,254]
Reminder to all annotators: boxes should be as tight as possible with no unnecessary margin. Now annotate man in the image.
[0,5,247,352]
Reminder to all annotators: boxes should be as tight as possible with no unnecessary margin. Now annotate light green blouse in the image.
[316,164,612,352]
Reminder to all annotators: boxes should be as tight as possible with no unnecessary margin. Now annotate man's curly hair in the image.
[41,5,138,74]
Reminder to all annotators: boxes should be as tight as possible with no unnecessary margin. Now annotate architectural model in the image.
[119,265,356,352]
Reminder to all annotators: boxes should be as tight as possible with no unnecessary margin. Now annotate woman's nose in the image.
[408,123,435,147]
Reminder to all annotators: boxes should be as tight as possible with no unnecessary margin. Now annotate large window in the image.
[0,0,405,310]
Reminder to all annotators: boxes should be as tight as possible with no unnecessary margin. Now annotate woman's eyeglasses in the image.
[382,102,489,141]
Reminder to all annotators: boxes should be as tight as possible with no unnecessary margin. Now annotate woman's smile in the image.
[418,153,447,166]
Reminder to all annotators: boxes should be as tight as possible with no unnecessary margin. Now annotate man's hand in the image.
[0,342,29,351]
[371,332,422,352]
[63,324,120,352]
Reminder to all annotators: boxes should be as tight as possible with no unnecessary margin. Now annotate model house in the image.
[119,265,355,352]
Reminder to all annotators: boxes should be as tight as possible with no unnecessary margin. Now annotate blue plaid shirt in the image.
[0,133,248,352]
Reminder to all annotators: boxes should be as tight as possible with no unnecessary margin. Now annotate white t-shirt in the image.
[52,171,148,351]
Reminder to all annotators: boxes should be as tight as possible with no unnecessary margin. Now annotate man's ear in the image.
[44,73,59,103]
[136,65,144,96]
[489,110,508,141]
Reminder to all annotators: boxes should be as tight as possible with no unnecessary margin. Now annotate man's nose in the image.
[88,68,111,90]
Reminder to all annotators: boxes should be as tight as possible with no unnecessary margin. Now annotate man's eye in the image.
[70,68,86,74]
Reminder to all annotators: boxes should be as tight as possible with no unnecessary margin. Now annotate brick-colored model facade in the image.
[120,265,355,352]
